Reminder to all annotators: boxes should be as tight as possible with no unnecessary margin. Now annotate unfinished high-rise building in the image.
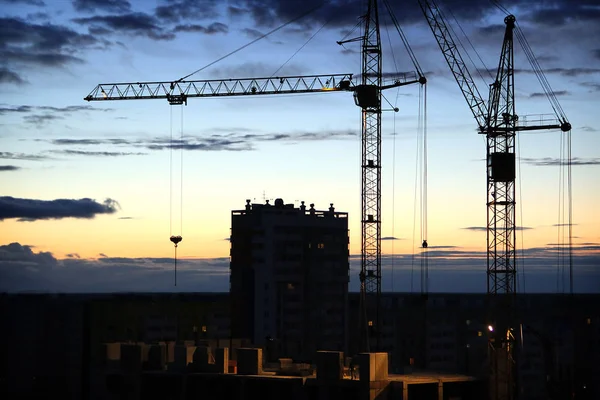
[229,198,350,361]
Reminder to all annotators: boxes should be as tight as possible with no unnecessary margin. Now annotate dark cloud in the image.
[580,126,597,132]
[72,13,175,40]
[0,105,32,115]
[0,152,48,161]
[529,90,570,98]
[66,253,81,258]
[173,22,228,34]
[145,137,252,151]
[50,150,147,157]
[118,216,134,220]
[228,6,246,17]
[1,242,599,293]
[0,17,99,82]
[73,0,131,13]
[0,0,45,5]
[521,157,600,166]
[552,223,577,227]
[24,114,61,125]
[528,6,600,26]
[154,0,219,23]
[0,68,26,85]
[516,67,600,77]
[0,197,120,221]
[462,226,533,231]
[0,243,56,267]
[26,11,49,20]
[0,104,112,125]
[228,0,509,29]
[51,138,128,145]
[382,236,401,241]
[581,82,600,92]
[52,129,356,153]
[241,28,265,39]
[594,49,600,60]
[0,165,21,171]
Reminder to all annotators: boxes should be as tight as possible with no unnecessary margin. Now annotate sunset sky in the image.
[1,0,598,293]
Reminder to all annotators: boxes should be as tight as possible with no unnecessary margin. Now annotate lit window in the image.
[318,243,325,249]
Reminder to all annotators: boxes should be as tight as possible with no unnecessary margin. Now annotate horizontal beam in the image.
[84,74,354,103]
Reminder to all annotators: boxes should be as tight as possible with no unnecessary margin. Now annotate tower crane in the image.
[417,1,571,399]
[84,0,425,355]
[337,0,425,353]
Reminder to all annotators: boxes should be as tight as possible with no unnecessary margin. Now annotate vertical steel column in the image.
[359,0,383,353]
[486,14,517,400]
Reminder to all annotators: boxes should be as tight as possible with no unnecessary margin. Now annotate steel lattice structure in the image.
[84,74,354,104]
[359,0,383,353]
[86,0,424,357]
[485,16,518,400]
[419,2,570,399]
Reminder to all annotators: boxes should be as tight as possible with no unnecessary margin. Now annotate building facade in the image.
[229,198,350,361]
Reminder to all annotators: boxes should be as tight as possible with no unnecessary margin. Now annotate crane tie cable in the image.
[177,1,328,82]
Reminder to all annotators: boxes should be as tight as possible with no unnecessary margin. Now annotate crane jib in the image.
[84,74,355,103]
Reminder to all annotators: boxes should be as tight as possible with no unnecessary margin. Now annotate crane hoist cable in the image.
[169,106,184,286]
[390,82,402,292]
[383,9,401,292]
[177,1,328,82]
[556,129,573,294]
[516,132,527,293]
[419,83,429,295]
[411,83,429,294]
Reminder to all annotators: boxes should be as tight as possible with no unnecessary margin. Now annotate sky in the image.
[0,0,598,293]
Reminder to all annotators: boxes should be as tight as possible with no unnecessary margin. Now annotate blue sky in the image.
[0,0,598,293]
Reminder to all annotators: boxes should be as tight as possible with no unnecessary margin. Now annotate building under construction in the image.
[230,199,350,361]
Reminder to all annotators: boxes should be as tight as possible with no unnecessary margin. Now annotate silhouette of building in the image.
[1,292,598,399]
[229,198,350,360]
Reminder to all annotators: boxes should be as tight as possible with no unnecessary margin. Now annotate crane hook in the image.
[170,235,182,247]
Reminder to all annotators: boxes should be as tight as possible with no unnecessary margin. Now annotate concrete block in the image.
[146,344,166,370]
[120,344,143,373]
[237,348,263,375]
[214,348,229,374]
[358,352,388,382]
[172,345,195,371]
[316,351,344,380]
[166,341,175,363]
[279,358,293,370]
[193,345,213,365]
[105,343,121,362]
[374,352,389,381]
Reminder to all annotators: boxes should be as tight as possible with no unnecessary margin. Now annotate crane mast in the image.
[486,15,517,400]
[359,0,383,354]
[86,0,424,358]
[418,1,570,399]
